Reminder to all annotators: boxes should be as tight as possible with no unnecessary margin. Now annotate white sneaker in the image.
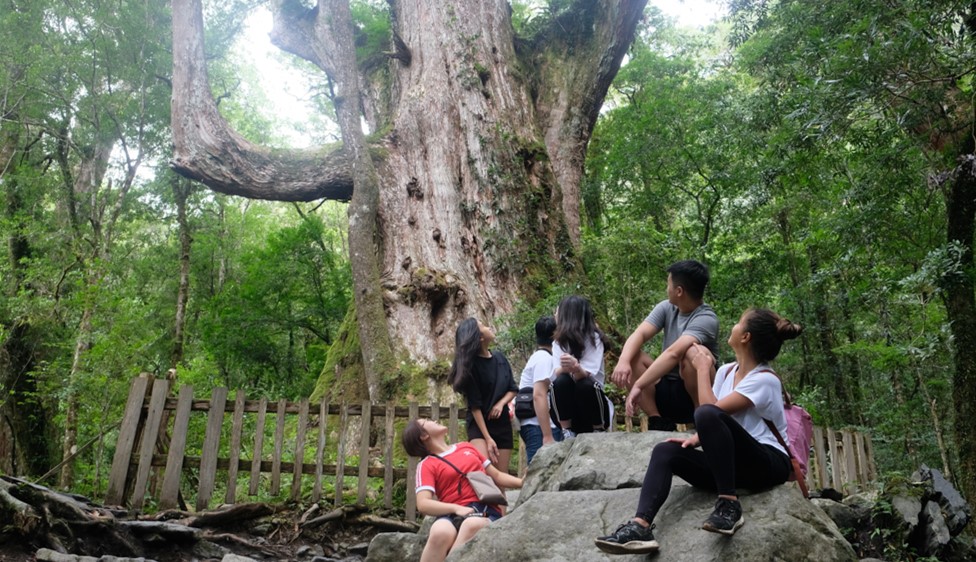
[561,428,576,440]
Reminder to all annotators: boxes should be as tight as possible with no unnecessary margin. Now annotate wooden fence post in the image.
[312,398,329,503]
[335,402,349,506]
[196,387,228,511]
[131,379,171,511]
[271,399,287,496]
[827,428,842,490]
[812,426,828,490]
[248,397,268,496]
[406,402,418,521]
[225,390,246,504]
[159,385,194,510]
[841,431,856,492]
[383,401,395,509]
[291,399,309,501]
[448,403,458,443]
[357,400,372,504]
[105,376,152,506]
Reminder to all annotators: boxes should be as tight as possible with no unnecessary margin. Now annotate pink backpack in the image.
[784,402,813,477]
[745,365,814,496]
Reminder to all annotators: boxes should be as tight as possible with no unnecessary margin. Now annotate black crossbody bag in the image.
[515,349,551,420]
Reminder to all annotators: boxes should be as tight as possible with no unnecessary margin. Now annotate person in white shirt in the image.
[595,308,802,555]
[517,316,563,463]
[550,295,611,437]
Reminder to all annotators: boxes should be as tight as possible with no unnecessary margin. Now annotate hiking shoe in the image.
[561,428,577,439]
[702,497,744,535]
[647,416,677,432]
[594,521,659,554]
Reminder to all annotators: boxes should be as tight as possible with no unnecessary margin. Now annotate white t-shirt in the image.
[712,363,788,456]
[518,349,557,428]
[551,334,605,385]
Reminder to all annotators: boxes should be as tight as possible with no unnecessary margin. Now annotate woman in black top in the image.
[448,318,518,472]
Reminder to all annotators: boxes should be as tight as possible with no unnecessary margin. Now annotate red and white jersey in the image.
[416,443,491,506]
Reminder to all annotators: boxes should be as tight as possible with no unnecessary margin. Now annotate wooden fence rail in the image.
[105,376,875,522]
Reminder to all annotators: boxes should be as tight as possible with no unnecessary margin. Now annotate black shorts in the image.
[655,375,695,424]
[437,503,503,531]
[465,416,514,449]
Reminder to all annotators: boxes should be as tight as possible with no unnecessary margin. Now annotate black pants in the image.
[635,404,791,523]
[550,374,610,434]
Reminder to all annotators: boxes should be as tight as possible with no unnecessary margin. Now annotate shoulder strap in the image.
[432,454,464,475]
[763,418,810,498]
[762,419,793,459]
[432,454,465,495]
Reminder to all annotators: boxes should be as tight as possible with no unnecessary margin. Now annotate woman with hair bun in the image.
[595,308,803,555]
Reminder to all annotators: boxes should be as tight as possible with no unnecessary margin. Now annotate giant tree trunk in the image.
[171,0,647,400]
[944,155,976,506]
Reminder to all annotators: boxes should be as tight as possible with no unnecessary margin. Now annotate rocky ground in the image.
[0,476,412,562]
[0,510,388,562]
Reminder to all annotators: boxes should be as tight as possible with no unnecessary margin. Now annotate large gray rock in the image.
[365,532,426,562]
[813,497,861,532]
[368,432,857,561]
[452,485,855,561]
[913,465,972,534]
[918,500,952,555]
[516,431,681,505]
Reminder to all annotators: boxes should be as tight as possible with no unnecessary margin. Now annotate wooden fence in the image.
[106,376,875,521]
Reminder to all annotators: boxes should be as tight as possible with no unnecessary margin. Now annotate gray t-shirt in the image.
[644,300,719,379]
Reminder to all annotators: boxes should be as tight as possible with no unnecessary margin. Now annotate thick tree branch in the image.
[170,0,352,202]
[268,0,330,73]
[319,0,397,398]
[530,0,647,244]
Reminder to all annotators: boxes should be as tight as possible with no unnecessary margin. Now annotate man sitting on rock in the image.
[610,260,719,431]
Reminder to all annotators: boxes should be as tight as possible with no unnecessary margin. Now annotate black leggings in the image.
[550,374,610,433]
[635,404,791,523]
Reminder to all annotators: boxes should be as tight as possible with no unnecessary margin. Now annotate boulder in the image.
[813,497,861,532]
[516,431,677,504]
[913,465,972,534]
[452,484,855,561]
[917,500,952,555]
[889,494,922,531]
[365,532,426,562]
[369,431,858,561]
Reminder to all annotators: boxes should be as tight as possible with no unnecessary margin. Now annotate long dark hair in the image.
[744,308,803,363]
[553,296,607,359]
[447,317,483,392]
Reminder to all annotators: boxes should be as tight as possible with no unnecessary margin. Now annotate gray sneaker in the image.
[594,521,659,554]
[702,497,744,535]
[561,428,577,439]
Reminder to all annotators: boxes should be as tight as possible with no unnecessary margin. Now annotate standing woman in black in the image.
[448,318,518,475]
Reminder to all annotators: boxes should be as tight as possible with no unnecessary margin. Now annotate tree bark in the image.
[170,0,647,398]
[316,0,397,397]
[172,176,193,368]
[943,154,976,506]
